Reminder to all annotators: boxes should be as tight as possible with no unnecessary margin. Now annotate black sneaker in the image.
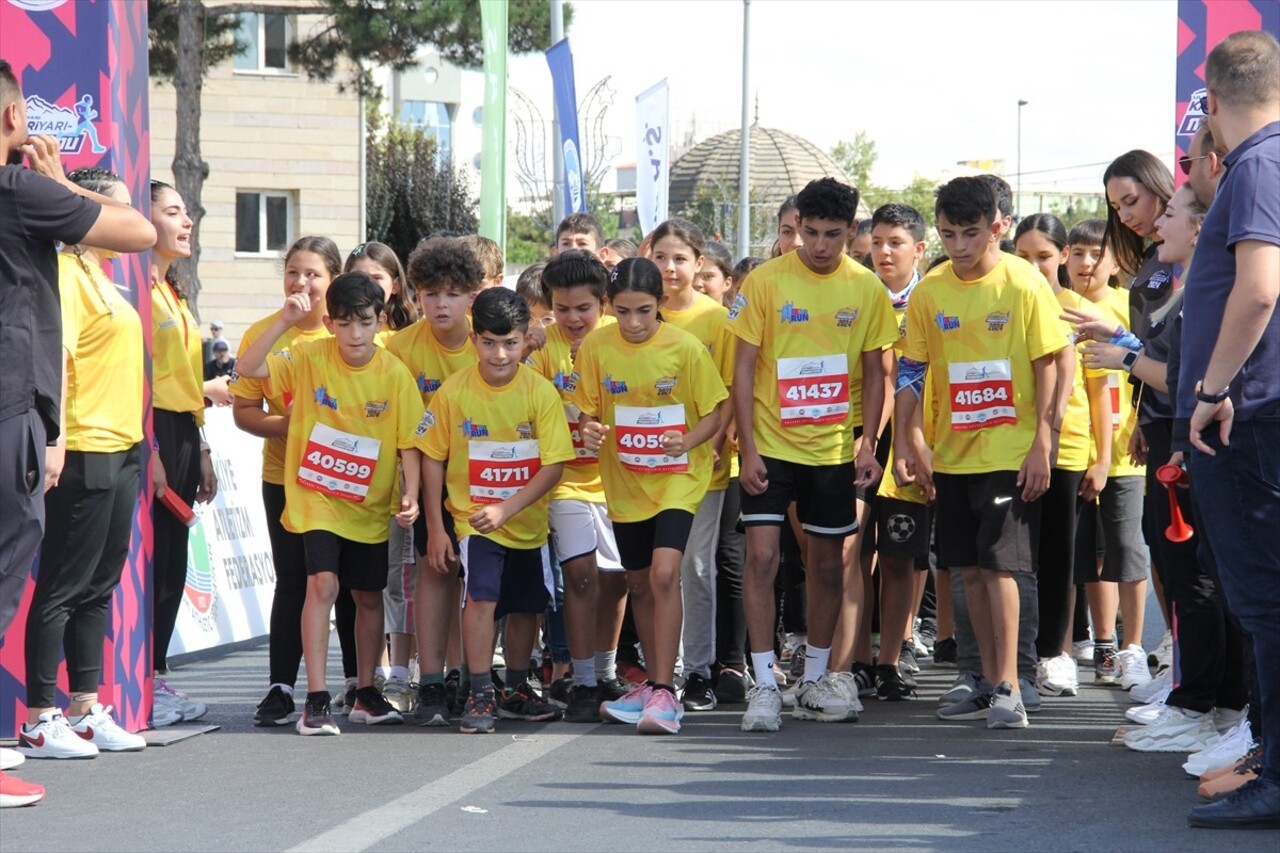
[850,662,877,698]
[414,681,450,727]
[788,644,807,680]
[253,685,296,727]
[444,669,464,716]
[899,641,920,674]
[349,686,404,725]
[549,675,574,708]
[296,692,340,736]
[681,673,717,711]
[565,684,601,723]
[460,688,497,734]
[598,675,629,701]
[490,667,506,692]
[713,668,749,705]
[498,682,564,722]
[875,664,913,701]
[932,636,958,666]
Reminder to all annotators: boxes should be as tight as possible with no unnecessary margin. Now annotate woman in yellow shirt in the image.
[148,180,217,724]
[19,169,149,758]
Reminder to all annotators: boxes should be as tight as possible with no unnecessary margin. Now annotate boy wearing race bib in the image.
[893,177,1067,731]
[419,288,574,734]
[729,178,898,733]
[237,272,425,737]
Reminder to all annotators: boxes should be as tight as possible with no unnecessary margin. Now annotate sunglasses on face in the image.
[1179,154,1209,176]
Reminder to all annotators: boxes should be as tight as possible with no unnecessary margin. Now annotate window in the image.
[401,100,452,161]
[234,13,289,72]
[236,191,292,254]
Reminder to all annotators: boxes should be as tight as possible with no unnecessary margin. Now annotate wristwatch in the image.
[1121,351,1139,373]
[1194,380,1229,404]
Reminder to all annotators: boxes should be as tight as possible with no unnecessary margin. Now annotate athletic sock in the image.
[571,658,596,687]
[802,645,831,684]
[375,666,391,680]
[471,670,493,694]
[421,672,444,686]
[389,666,408,681]
[751,651,778,689]
[594,649,617,682]
[507,668,529,690]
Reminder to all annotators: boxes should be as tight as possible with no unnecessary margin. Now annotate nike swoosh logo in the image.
[993,497,1013,505]
[21,732,45,748]
[77,726,95,741]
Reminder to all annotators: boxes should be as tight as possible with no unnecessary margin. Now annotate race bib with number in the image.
[564,403,597,466]
[468,439,541,504]
[948,359,1016,431]
[297,423,381,502]
[777,354,850,427]
[614,404,688,473]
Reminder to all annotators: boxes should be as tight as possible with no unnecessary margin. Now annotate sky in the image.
[491,0,1179,194]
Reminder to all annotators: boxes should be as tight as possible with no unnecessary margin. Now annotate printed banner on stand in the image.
[635,79,669,237]
[546,38,586,221]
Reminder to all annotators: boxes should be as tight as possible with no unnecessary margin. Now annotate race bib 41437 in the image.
[777,354,849,427]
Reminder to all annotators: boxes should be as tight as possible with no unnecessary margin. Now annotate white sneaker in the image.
[1116,644,1152,690]
[17,711,99,759]
[1149,629,1173,672]
[1071,639,1094,663]
[793,674,857,722]
[155,677,207,721]
[1126,688,1173,725]
[1183,720,1254,778]
[1213,706,1248,734]
[826,671,865,714]
[741,684,783,732]
[67,705,146,752]
[1035,653,1079,697]
[1123,707,1220,753]
[1130,667,1172,705]
[0,747,24,771]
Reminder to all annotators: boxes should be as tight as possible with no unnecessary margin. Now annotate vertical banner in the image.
[635,80,670,237]
[1174,0,1280,185]
[478,0,507,255]
[545,38,585,221]
[0,0,153,735]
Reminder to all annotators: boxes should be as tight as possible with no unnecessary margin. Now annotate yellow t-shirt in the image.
[570,322,728,523]
[375,328,395,349]
[902,254,1068,475]
[526,321,607,504]
[727,252,898,466]
[879,294,932,504]
[230,311,331,485]
[58,254,144,453]
[386,320,477,408]
[420,364,574,549]
[266,338,427,543]
[1088,287,1144,479]
[1055,288,1106,473]
[664,291,737,492]
[151,279,204,422]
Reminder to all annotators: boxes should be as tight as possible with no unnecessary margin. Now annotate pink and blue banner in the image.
[0,0,153,736]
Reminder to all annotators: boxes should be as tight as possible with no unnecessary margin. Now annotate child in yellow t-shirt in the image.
[419,287,574,734]
[572,258,728,736]
[238,272,425,737]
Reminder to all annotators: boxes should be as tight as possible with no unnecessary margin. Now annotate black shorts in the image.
[302,530,390,591]
[459,535,552,618]
[933,471,1039,573]
[855,423,889,504]
[413,501,457,559]
[876,497,933,562]
[612,509,695,571]
[740,456,857,538]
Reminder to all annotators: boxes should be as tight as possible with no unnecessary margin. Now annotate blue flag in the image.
[545,38,586,219]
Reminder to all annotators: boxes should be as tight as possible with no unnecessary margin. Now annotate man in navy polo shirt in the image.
[1180,30,1280,831]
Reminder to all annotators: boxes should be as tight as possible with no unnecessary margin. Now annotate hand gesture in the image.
[21,135,67,185]
[660,430,687,457]
[395,496,419,529]
[470,502,510,535]
[282,292,312,324]
[739,450,768,496]
[582,421,609,452]
[427,529,457,575]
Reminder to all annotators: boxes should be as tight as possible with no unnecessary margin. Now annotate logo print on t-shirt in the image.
[417,374,442,394]
[985,311,1011,332]
[935,312,961,332]
[727,293,747,320]
[779,301,810,323]
[314,386,338,410]
[835,307,859,328]
[461,419,489,438]
[364,400,388,418]
[415,410,435,436]
[517,421,534,440]
[655,376,678,396]
[603,374,629,394]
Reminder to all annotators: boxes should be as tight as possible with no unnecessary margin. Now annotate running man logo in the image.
[490,445,517,460]
[461,418,489,438]
[727,292,747,320]
[415,410,435,436]
[935,312,961,332]
[654,376,678,396]
[314,386,338,410]
[332,435,361,453]
[636,411,664,426]
[985,311,1011,332]
[1178,88,1208,137]
[25,94,107,155]
[779,301,810,323]
[964,365,993,381]
[835,307,860,328]
[364,400,388,418]
[417,374,442,394]
[517,421,534,440]
[603,374,629,395]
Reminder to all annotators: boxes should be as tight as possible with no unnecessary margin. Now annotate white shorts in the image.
[549,499,624,572]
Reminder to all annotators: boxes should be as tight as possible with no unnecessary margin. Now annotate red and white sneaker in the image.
[0,772,45,808]
[17,711,98,760]
[67,704,146,752]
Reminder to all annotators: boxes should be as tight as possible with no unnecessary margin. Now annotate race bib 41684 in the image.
[948,359,1015,431]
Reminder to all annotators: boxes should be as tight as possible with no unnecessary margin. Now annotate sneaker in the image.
[772,661,790,688]
[681,673,717,712]
[444,669,464,716]
[565,684,601,723]
[600,682,652,725]
[1184,721,1254,778]
[151,692,184,727]
[67,704,146,752]
[349,687,405,725]
[939,672,983,706]
[1131,667,1172,705]
[1035,653,1079,697]
[937,685,995,721]
[1150,628,1173,672]
[931,636,958,666]
[1124,707,1221,752]
[827,672,866,714]
[1116,644,1152,690]
[296,694,340,736]
[740,684,783,732]
[598,674,630,701]
[548,676,574,709]
[1126,687,1172,725]
[850,662,877,698]
[787,644,806,680]
[637,687,684,735]
[1197,762,1262,803]
[1018,677,1041,714]
[916,618,937,655]
[414,681,450,727]
[155,676,207,721]
[0,772,44,808]
[793,674,858,722]
[1214,706,1248,734]
[987,682,1029,729]
[498,682,563,722]
[18,711,99,759]
[1093,645,1119,685]
[876,664,913,701]
[333,682,356,718]
[383,677,415,713]
[714,668,748,705]
[1071,638,1095,663]
[1200,744,1261,785]
[460,689,497,734]
[1187,776,1280,829]
[899,642,920,675]
[0,748,23,772]
[253,686,297,727]
[618,659,648,687]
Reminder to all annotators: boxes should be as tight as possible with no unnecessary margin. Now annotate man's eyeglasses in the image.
[1179,154,1209,176]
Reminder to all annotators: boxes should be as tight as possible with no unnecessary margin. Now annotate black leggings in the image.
[1035,468,1084,659]
[153,409,201,672]
[715,479,746,671]
[262,482,306,687]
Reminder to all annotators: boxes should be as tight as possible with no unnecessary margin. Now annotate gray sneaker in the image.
[939,671,983,706]
[1018,676,1041,713]
[937,683,995,721]
[986,681,1029,729]
[459,689,497,734]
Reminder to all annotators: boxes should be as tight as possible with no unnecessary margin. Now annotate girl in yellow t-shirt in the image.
[345,241,416,347]
[572,258,728,735]
[20,168,149,758]
[1065,219,1148,685]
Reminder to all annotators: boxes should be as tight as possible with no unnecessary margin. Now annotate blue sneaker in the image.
[600,682,652,724]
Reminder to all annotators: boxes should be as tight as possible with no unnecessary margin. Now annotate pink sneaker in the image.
[637,687,683,735]
[600,682,652,724]
[0,771,45,808]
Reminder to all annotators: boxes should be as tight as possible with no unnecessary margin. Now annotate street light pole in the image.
[1017,99,1028,218]
[737,0,751,260]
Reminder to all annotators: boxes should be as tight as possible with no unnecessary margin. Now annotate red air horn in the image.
[1155,464,1194,543]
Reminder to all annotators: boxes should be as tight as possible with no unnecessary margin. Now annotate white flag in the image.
[635,80,670,236]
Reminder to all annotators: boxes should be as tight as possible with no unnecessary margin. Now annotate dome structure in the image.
[669,124,872,221]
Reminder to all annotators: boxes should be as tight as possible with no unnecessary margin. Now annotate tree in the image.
[829,131,878,196]
[147,0,568,313]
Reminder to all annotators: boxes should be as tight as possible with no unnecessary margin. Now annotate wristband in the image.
[1109,328,1144,352]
